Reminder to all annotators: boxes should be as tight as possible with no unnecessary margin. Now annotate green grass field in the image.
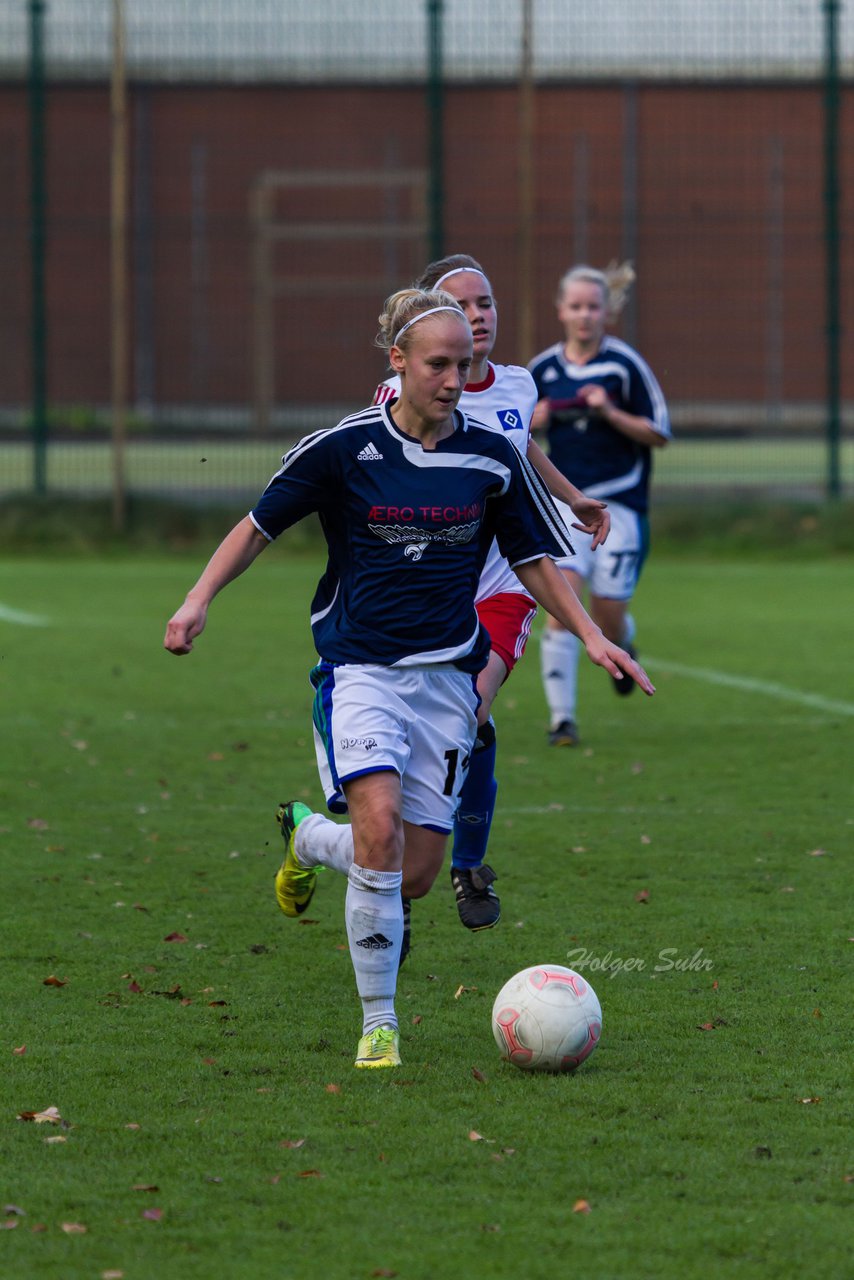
[0,550,851,1279]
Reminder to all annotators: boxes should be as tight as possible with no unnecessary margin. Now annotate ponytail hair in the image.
[557,260,636,322]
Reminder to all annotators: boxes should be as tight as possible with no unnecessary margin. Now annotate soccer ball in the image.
[491,965,602,1073]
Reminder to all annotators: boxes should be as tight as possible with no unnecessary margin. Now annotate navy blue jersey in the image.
[250,402,573,672]
[528,335,670,515]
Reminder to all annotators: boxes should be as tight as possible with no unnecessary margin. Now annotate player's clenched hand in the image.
[584,637,655,695]
[164,600,208,655]
[578,384,612,416]
[569,496,610,550]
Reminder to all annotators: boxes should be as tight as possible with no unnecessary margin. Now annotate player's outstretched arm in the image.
[164,516,269,655]
[514,556,655,695]
[526,437,610,549]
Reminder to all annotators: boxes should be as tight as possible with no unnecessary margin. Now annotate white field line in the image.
[645,656,854,718]
[0,602,50,626]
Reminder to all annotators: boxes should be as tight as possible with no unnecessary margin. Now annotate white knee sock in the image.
[345,863,403,1034]
[540,628,580,727]
[293,813,354,874]
[621,612,637,648]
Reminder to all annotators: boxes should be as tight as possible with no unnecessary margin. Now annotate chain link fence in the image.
[1,0,852,507]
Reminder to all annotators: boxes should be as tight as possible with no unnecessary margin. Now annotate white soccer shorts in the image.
[310,662,480,832]
[552,498,648,600]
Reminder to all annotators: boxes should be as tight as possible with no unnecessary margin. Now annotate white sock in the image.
[345,863,403,1035]
[621,612,636,648]
[540,628,580,727]
[293,813,354,874]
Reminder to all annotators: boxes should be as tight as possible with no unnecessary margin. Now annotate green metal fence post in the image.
[28,0,48,495]
[426,0,444,260]
[823,0,841,500]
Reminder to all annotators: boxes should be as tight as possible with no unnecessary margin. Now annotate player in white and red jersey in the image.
[375,255,611,943]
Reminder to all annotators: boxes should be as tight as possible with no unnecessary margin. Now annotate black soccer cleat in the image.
[548,719,579,747]
[450,864,500,931]
[612,644,638,697]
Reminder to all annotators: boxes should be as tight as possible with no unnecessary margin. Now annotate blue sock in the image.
[451,720,497,870]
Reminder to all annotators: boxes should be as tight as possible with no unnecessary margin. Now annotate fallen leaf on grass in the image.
[61,1222,87,1233]
[297,1169,322,1179]
[640,835,651,845]
[102,1271,126,1279]
[127,981,143,994]
[142,1208,163,1221]
[325,1084,341,1095]
[279,1138,306,1149]
[163,932,188,943]
[634,890,650,903]
[471,1067,488,1083]
[125,1123,141,1130]
[0,1220,19,1230]
[44,1135,67,1144]
[13,1046,26,1056]
[799,1097,821,1105]
[481,1223,501,1233]
[411,1015,422,1025]
[3,1205,25,1216]
[370,1270,397,1278]
[132,1184,159,1193]
[27,818,49,830]
[17,1106,62,1124]
[812,1008,822,1018]
[31,1223,47,1233]
[572,1199,591,1214]
[468,1130,488,1142]
[807,848,827,857]
[43,975,67,987]
[454,985,478,999]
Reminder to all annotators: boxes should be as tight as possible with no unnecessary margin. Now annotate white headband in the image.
[393,305,464,347]
[434,266,490,290]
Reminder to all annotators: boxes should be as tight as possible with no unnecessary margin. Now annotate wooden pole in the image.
[111,0,128,530]
[517,0,535,363]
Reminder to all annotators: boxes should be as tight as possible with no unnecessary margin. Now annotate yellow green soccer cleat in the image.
[354,1026,401,1070]
[274,801,320,917]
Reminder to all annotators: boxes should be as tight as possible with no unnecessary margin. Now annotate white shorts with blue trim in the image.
[310,662,480,832]
[552,498,647,600]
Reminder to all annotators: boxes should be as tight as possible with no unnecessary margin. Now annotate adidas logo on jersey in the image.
[357,442,383,461]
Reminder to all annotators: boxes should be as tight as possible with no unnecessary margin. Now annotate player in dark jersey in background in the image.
[165,288,654,1070]
[529,262,670,746]
[376,254,611,944]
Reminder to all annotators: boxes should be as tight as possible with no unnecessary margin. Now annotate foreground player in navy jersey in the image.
[165,288,654,1070]
[529,263,670,746]
[376,254,611,941]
